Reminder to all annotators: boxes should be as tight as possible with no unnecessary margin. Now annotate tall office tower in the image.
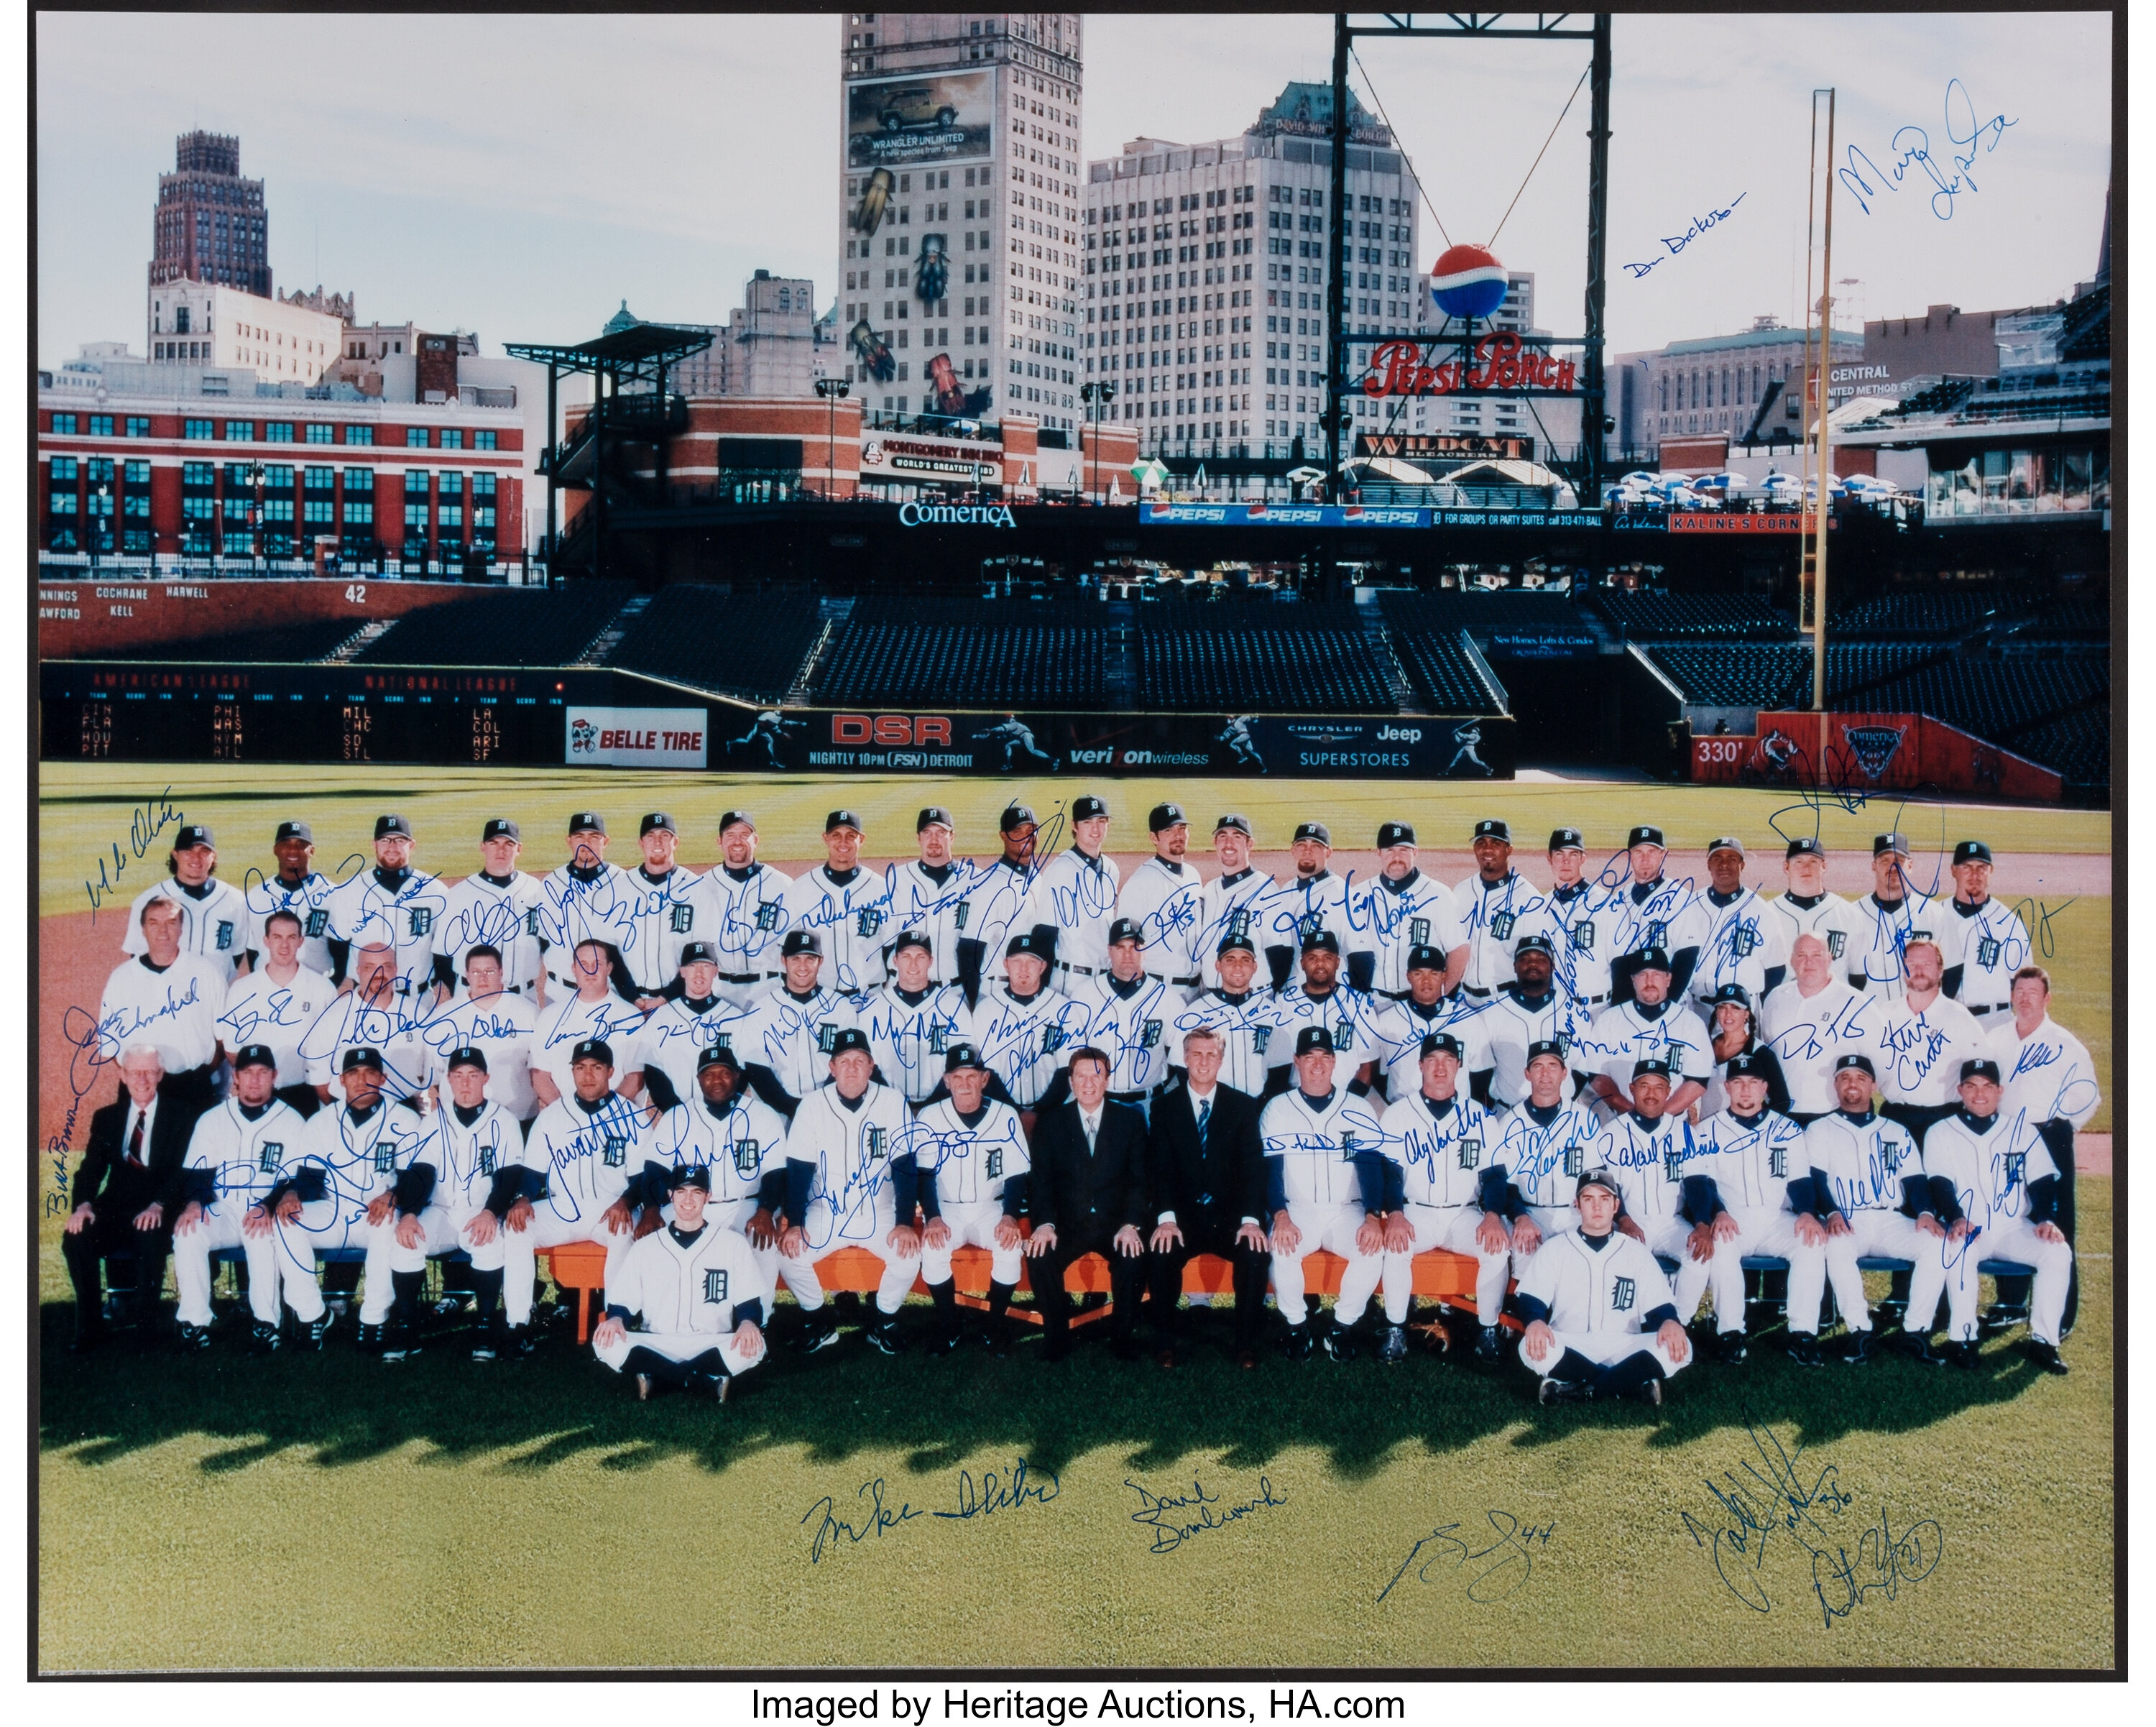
[149,131,272,297]
[834,13,1083,434]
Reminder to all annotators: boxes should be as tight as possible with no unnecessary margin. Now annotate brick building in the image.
[149,131,271,298]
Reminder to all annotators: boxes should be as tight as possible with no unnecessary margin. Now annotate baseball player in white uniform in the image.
[428,947,540,1121]
[530,939,648,1110]
[1514,1166,1692,1405]
[1366,945,1492,1105]
[1193,814,1281,990]
[643,1045,788,1295]
[617,812,706,1008]
[301,941,443,1108]
[775,1030,922,1355]
[218,908,332,1115]
[510,1036,650,1315]
[1166,933,1284,1100]
[536,813,640,998]
[1936,840,2032,1023]
[691,810,793,1008]
[1268,930,1382,1096]
[244,819,339,977]
[967,806,1046,992]
[1348,821,1460,1001]
[1765,837,1860,979]
[1795,1052,1929,1364]
[1760,933,1873,1122]
[626,941,754,1112]
[433,818,548,1000]
[964,931,1089,1117]
[97,896,225,1104]
[591,1164,769,1401]
[1256,1026,1390,1361]
[1847,832,1940,997]
[122,822,254,984]
[1603,824,1712,1005]
[1269,821,1358,977]
[322,814,448,998]
[1989,964,2099,1337]
[736,930,865,1118]
[890,807,992,993]
[1450,820,1549,1000]
[1115,803,1208,990]
[1496,1044,1605,1256]
[1370,1031,1512,1363]
[1905,1058,2073,1375]
[860,931,972,1105]
[907,1042,1031,1352]
[169,1045,300,1352]
[1469,935,1571,1110]
[1580,947,1712,1118]
[1023,794,1122,987]
[1075,918,1188,1115]
[782,809,896,995]
[1541,826,1627,1051]
[1691,837,1792,1017]
[418,1046,531,1358]
[1685,1051,1815,1362]
[1591,1059,1716,1332]
[1864,931,1990,1144]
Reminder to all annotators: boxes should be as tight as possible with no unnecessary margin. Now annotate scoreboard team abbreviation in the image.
[749,1692,1411,1723]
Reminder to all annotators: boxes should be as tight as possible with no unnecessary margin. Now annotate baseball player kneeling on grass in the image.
[1792,1052,1927,1366]
[170,1044,300,1353]
[1515,1167,1691,1406]
[909,1043,1031,1353]
[777,1029,921,1356]
[593,1164,769,1402]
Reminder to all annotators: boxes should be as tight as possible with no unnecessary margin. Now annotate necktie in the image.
[127,1110,146,1166]
[1196,1097,1212,1151]
[1084,1114,1097,1154]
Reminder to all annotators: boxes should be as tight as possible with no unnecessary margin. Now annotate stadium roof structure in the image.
[504,314,714,385]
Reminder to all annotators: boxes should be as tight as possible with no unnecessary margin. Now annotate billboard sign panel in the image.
[847,71,994,170]
[564,706,708,768]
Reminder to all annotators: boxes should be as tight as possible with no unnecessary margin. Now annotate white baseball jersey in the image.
[906,1097,1031,1210]
[124,876,255,981]
[423,1098,523,1212]
[859,982,974,1104]
[1920,1110,2059,1233]
[617,865,708,995]
[1496,1097,1605,1212]
[1805,1108,1920,1216]
[1368,995,1493,1105]
[1345,869,1461,997]
[1695,1107,1809,1211]
[530,990,650,1094]
[1384,1091,1501,1210]
[1580,999,1714,1091]
[1846,889,1940,995]
[1691,885,1792,1010]
[1470,986,1572,1109]
[292,1096,431,1207]
[1194,867,1282,988]
[1990,1014,2101,1135]
[1937,896,2033,1018]
[434,868,549,996]
[1268,983,1384,1077]
[1170,987,1288,1100]
[1515,1228,1677,1335]
[181,1095,309,1212]
[889,859,979,987]
[1593,1110,1707,1228]
[1268,871,1357,961]
[301,985,444,1105]
[628,995,756,1109]
[964,982,1090,1108]
[1450,871,1553,994]
[1257,1087,1387,1211]
[428,990,540,1120]
[609,1220,770,1335]
[691,861,795,987]
[1116,856,1210,984]
[737,984,865,1104]
[245,868,340,976]
[1542,881,1628,1012]
[323,865,449,995]
[1022,847,1123,975]
[1076,972,1189,1095]
[652,1092,791,1208]
[218,963,334,1089]
[1863,993,1989,1108]
[965,857,1040,985]
[783,1082,916,1246]
[783,865,897,994]
[1603,875,1713,979]
[1765,890,1861,974]
[97,953,224,1072]
[1759,980,1873,1116]
[537,860,641,982]
[523,1090,649,1225]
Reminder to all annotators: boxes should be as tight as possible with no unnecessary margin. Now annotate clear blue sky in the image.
[35,11,2111,367]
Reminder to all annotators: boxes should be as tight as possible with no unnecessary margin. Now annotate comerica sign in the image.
[897,502,1017,527]
[1361,331,1578,398]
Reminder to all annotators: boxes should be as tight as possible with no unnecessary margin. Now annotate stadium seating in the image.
[1644,642,1942,708]
[812,620,1110,708]
[1589,590,1796,640]
[1393,628,1505,713]
[1378,588,1596,640]
[604,584,824,702]
[1137,617,1396,712]
[353,582,635,668]
[98,617,373,663]
[2008,706,2111,788]
[1831,590,2003,638]
[1860,656,2109,739]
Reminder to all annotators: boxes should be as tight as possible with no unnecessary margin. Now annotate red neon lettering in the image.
[833,714,872,745]
[914,717,952,747]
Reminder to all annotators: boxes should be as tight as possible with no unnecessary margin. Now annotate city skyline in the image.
[36,11,2111,372]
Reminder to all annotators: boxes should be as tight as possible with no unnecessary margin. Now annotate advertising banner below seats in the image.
[564,706,709,768]
[1689,709,2061,801]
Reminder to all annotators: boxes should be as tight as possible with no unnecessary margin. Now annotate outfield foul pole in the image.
[1806,88,1837,711]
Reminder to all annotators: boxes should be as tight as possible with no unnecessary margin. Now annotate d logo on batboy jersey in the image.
[703,1268,730,1304]
[1612,1276,1636,1311]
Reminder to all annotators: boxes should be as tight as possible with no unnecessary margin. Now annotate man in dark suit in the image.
[61,1041,199,1350]
[1146,1026,1272,1368]
[1023,1045,1148,1362]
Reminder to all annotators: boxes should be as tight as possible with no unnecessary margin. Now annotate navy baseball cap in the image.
[1724,1051,1772,1082]
[1473,819,1511,844]
[781,930,822,958]
[1300,928,1340,954]
[698,1044,742,1074]
[1904,928,1942,954]
[679,941,719,967]
[1006,931,1047,959]
[670,1163,713,1192]
[1071,796,1109,822]
[944,1042,990,1074]
[1961,1057,2004,1084]
[1107,917,1143,947]
[231,1044,277,1072]
[482,818,520,843]
[275,820,313,844]
[374,814,412,840]
[1148,802,1187,832]
[1631,946,1673,973]
[1708,836,1745,858]
[1627,824,1665,849]
[1524,1039,1567,1067]
[1576,1167,1622,1199]
[893,930,933,956]
[1294,1025,1336,1056]
[1420,1031,1464,1060]
[1292,821,1332,846]
[568,812,607,836]
[1377,821,1416,849]
[718,809,756,834]
[341,1047,386,1073]
[172,824,215,850]
[1214,813,1253,837]
[1631,1056,1674,1079]
[1549,827,1585,852]
[1953,840,1994,866]
[1873,832,1910,856]
[1787,837,1825,860]
[446,1045,489,1073]
[640,812,677,837]
[1406,944,1445,972]
[1215,931,1256,957]
[1835,1052,1876,1078]
[824,809,862,834]
[571,1038,614,1067]
[1514,934,1556,959]
[1000,804,1037,832]
[1708,982,1754,1010]
[828,1028,872,1057]
[918,806,955,832]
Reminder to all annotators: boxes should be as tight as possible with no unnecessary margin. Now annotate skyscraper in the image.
[834,13,1082,435]
[149,131,271,297]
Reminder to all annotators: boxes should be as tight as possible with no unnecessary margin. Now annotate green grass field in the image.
[37,765,2115,1671]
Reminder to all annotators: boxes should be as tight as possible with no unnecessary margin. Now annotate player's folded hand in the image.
[1521,1319,1553,1363]
[1383,1213,1414,1253]
[1687,1222,1715,1262]
[366,1194,395,1227]
[2036,1221,2067,1244]
[1236,1221,1269,1253]
[735,1321,764,1360]
[1270,1211,1301,1256]
[922,1217,953,1251]
[1712,1212,1741,1243]
[1150,1221,1183,1253]
[746,1210,779,1249]
[888,1223,922,1258]
[175,1202,204,1235]
[1659,1318,1690,1363]
[395,1213,424,1249]
[1355,1214,1386,1256]
[780,1225,807,1258]
[592,1316,624,1350]
[1511,1218,1542,1255]
[464,1210,498,1247]
[243,1205,273,1239]
[1475,1213,1508,1254]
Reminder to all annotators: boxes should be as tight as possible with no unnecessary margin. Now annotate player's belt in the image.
[1969,1004,2000,1016]
[1575,992,1611,1005]
[1459,985,1493,999]
[1057,962,1099,977]
[1378,987,1413,1001]
[718,970,778,985]
[1147,972,1202,987]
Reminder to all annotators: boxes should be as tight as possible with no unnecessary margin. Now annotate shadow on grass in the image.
[37,1297,2082,1483]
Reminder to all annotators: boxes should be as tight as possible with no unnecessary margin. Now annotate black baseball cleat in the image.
[1950,1340,1982,1371]
[509,1325,537,1358]
[925,1327,962,1356]
[305,1315,333,1350]
[176,1321,213,1353]
[249,1322,283,1357]
[863,1320,906,1357]
[1377,1325,1409,1365]
[1320,1322,1359,1364]
[379,1329,421,1363]
[1715,1330,1749,1365]
[1843,1330,1879,1366]
[1786,1334,1825,1368]
[1979,1304,2030,1339]
[1538,1376,1593,1405]
[1904,1333,1948,1366]
[1279,1325,1315,1362]
[470,1335,499,1363]
[355,1322,386,1356]
[2025,1341,2069,1376]
[793,1314,842,1354]
[1475,1325,1506,1365]
[1634,1377,1663,1407]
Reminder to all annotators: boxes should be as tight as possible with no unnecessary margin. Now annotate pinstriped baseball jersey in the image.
[1515,1228,1675,1335]
[617,865,707,995]
[1385,1090,1499,1210]
[1170,987,1286,1099]
[422,1099,521,1212]
[1805,1109,1918,1215]
[652,1092,791,1208]
[1695,1107,1807,1210]
[181,1095,310,1210]
[1593,1110,1707,1227]
[1495,1098,1603,1210]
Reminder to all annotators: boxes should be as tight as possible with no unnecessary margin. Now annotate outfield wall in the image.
[1689,709,2064,801]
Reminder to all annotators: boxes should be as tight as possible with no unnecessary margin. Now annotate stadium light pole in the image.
[1082,381,1115,503]
[816,374,849,500]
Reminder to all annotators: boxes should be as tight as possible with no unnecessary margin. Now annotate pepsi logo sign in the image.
[1429,244,1509,321]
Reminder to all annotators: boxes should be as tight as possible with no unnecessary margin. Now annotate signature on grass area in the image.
[1623,192,1747,278]
[1839,79,2017,221]
[1680,1414,1943,1626]
[82,788,185,919]
[1377,1509,1556,1604]
[1125,1474,1287,1553]
[930,1456,1061,1521]
[803,1457,1060,1562]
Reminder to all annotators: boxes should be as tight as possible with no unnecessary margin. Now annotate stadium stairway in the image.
[784,597,854,704]
[1364,607,1429,716]
[326,619,398,664]
[1103,609,1139,708]
[573,592,651,667]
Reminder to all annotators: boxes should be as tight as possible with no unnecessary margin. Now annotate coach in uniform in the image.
[245,819,338,977]
[909,1043,1032,1353]
[423,1047,531,1359]
[169,1045,300,1353]
[433,819,548,1000]
[1989,965,2099,1337]
[1759,934,1870,1123]
[98,896,226,1110]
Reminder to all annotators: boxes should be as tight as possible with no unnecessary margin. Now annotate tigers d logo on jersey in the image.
[1977,936,2001,970]
[702,1268,730,1304]
[1825,929,1846,957]
[953,901,972,931]
[670,903,695,935]
[215,920,236,951]
[865,1125,888,1160]
[1491,911,1515,942]
[407,907,433,939]
[755,901,780,931]
[1409,916,1430,947]
[602,1134,627,1167]
[1457,1135,1482,1171]
[1141,1019,1163,1049]
[1563,1143,1584,1177]
[985,1147,1004,1182]
[1769,1143,1787,1179]
[373,1141,398,1173]
[1612,1276,1636,1312]
[856,906,886,938]
[732,1138,760,1176]
[258,1142,282,1173]
[1731,924,1756,958]
[1571,922,1595,954]
[305,908,330,939]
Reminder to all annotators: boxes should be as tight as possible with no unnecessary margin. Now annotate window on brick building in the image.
[406,428,428,448]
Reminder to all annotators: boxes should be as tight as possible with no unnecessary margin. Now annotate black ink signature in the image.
[1378,1509,1556,1604]
[83,787,185,920]
[802,1478,926,1564]
[931,1457,1061,1521]
[1125,1475,1287,1553]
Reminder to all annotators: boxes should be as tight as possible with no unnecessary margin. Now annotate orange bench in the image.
[540,1242,611,1343]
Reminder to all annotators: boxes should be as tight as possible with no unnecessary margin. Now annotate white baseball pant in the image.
[1382,1204,1511,1327]
[918,1199,1024,1286]
[271,1200,364,1325]
[359,1205,477,1323]
[1815,1210,1930,1335]
[1522,1326,1689,1378]
[594,1325,765,1378]
[1271,1203,1381,1327]
[778,1213,920,1315]
[1719,1207,1823,1335]
[1908,1221,2073,1345]
[501,1206,637,1326]
[1643,1217,1720,1332]
[172,1204,280,1327]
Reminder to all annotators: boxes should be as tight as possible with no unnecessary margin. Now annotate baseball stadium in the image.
[34,15,2114,1682]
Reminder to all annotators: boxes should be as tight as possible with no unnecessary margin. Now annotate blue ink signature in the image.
[803,1478,925,1564]
[1378,1509,1555,1604]
[931,1457,1061,1521]
[1680,1413,1858,1613]
[83,787,185,920]
[1125,1475,1287,1553]
[1625,191,1747,277]
[1840,79,2016,221]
